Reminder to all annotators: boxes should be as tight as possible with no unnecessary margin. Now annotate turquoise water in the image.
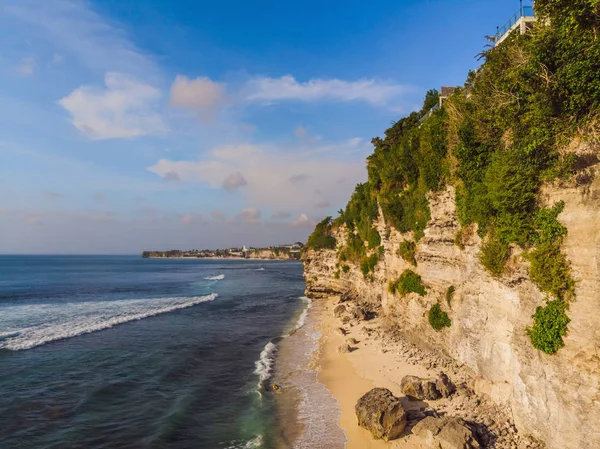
[0,256,307,448]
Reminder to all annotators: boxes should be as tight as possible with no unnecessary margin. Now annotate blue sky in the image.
[0,0,529,254]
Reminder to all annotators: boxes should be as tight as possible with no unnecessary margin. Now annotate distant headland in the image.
[142,242,304,260]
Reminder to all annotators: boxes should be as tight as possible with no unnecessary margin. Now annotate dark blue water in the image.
[0,256,306,449]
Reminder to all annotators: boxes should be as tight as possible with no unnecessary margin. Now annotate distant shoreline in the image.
[143,256,296,261]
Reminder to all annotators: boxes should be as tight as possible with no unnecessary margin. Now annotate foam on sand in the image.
[0,293,218,351]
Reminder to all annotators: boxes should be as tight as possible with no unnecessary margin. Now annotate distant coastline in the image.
[142,242,304,261]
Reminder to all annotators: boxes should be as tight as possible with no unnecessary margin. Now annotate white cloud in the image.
[169,75,227,121]
[59,72,165,140]
[223,172,247,191]
[146,139,368,212]
[243,75,409,106]
[18,57,36,76]
[236,207,261,222]
[291,213,315,228]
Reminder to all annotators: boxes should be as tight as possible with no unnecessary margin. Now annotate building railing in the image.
[494,5,535,43]
[418,103,440,124]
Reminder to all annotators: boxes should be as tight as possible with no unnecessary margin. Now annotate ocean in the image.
[0,255,341,449]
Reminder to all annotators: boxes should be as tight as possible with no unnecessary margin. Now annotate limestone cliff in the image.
[303,152,600,449]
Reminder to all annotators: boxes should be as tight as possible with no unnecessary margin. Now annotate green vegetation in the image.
[342,264,350,273]
[398,240,417,266]
[429,303,452,330]
[360,252,380,279]
[528,242,575,300]
[306,217,336,251]
[531,201,568,245]
[478,233,510,277]
[446,286,456,307]
[309,0,597,353]
[528,299,571,354]
[389,270,426,296]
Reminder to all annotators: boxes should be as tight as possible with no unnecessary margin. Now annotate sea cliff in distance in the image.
[142,242,304,260]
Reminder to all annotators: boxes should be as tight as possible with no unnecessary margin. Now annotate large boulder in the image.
[412,416,480,449]
[355,388,407,441]
[401,375,441,400]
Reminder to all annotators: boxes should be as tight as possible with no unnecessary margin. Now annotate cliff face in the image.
[246,249,299,260]
[303,156,600,449]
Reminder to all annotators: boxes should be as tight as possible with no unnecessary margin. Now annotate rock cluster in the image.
[401,373,455,400]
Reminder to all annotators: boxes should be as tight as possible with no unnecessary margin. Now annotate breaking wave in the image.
[204,274,225,280]
[0,293,218,351]
[254,342,277,390]
[253,296,312,392]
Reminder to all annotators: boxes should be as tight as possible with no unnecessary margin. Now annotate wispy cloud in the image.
[242,75,410,106]
[4,0,158,78]
[236,207,261,222]
[146,138,368,212]
[59,72,165,140]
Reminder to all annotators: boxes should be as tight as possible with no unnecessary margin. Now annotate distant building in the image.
[439,87,459,107]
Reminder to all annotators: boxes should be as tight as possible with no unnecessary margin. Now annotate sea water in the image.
[0,255,315,448]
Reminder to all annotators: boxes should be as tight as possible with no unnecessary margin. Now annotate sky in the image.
[0,0,529,254]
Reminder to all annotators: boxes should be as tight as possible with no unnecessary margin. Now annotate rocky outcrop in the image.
[355,388,407,441]
[412,416,480,449]
[303,151,600,449]
[400,373,455,400]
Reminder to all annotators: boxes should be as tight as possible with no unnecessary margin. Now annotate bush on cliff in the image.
[528,299,570,354]
[528,242,575,300]
[398,240,417,266]
[428,303,452,331]
[389,270,426,297]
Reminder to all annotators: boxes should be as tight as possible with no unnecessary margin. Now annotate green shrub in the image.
[360,253,380,279]
[398,240,417,266]
[446,286,456,307]
[342,264,350,273]
[429,303,452,330]
[528,300,570,354]
[390,270,426,296]
[528,242,575,300]
[306,217,336,251]
[479,233,510,277]
[531,201,567,245]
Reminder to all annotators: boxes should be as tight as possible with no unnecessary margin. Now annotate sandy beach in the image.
[314,297,432,449]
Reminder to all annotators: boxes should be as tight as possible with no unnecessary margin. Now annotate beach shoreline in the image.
[312,296,428,449]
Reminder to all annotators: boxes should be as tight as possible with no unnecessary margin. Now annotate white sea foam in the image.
[204,274,225,280]
[222,434,264,449]
[0,293,218,351]
[253,296,312,393]
[290,296,312,334]
[254,342,277,389]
